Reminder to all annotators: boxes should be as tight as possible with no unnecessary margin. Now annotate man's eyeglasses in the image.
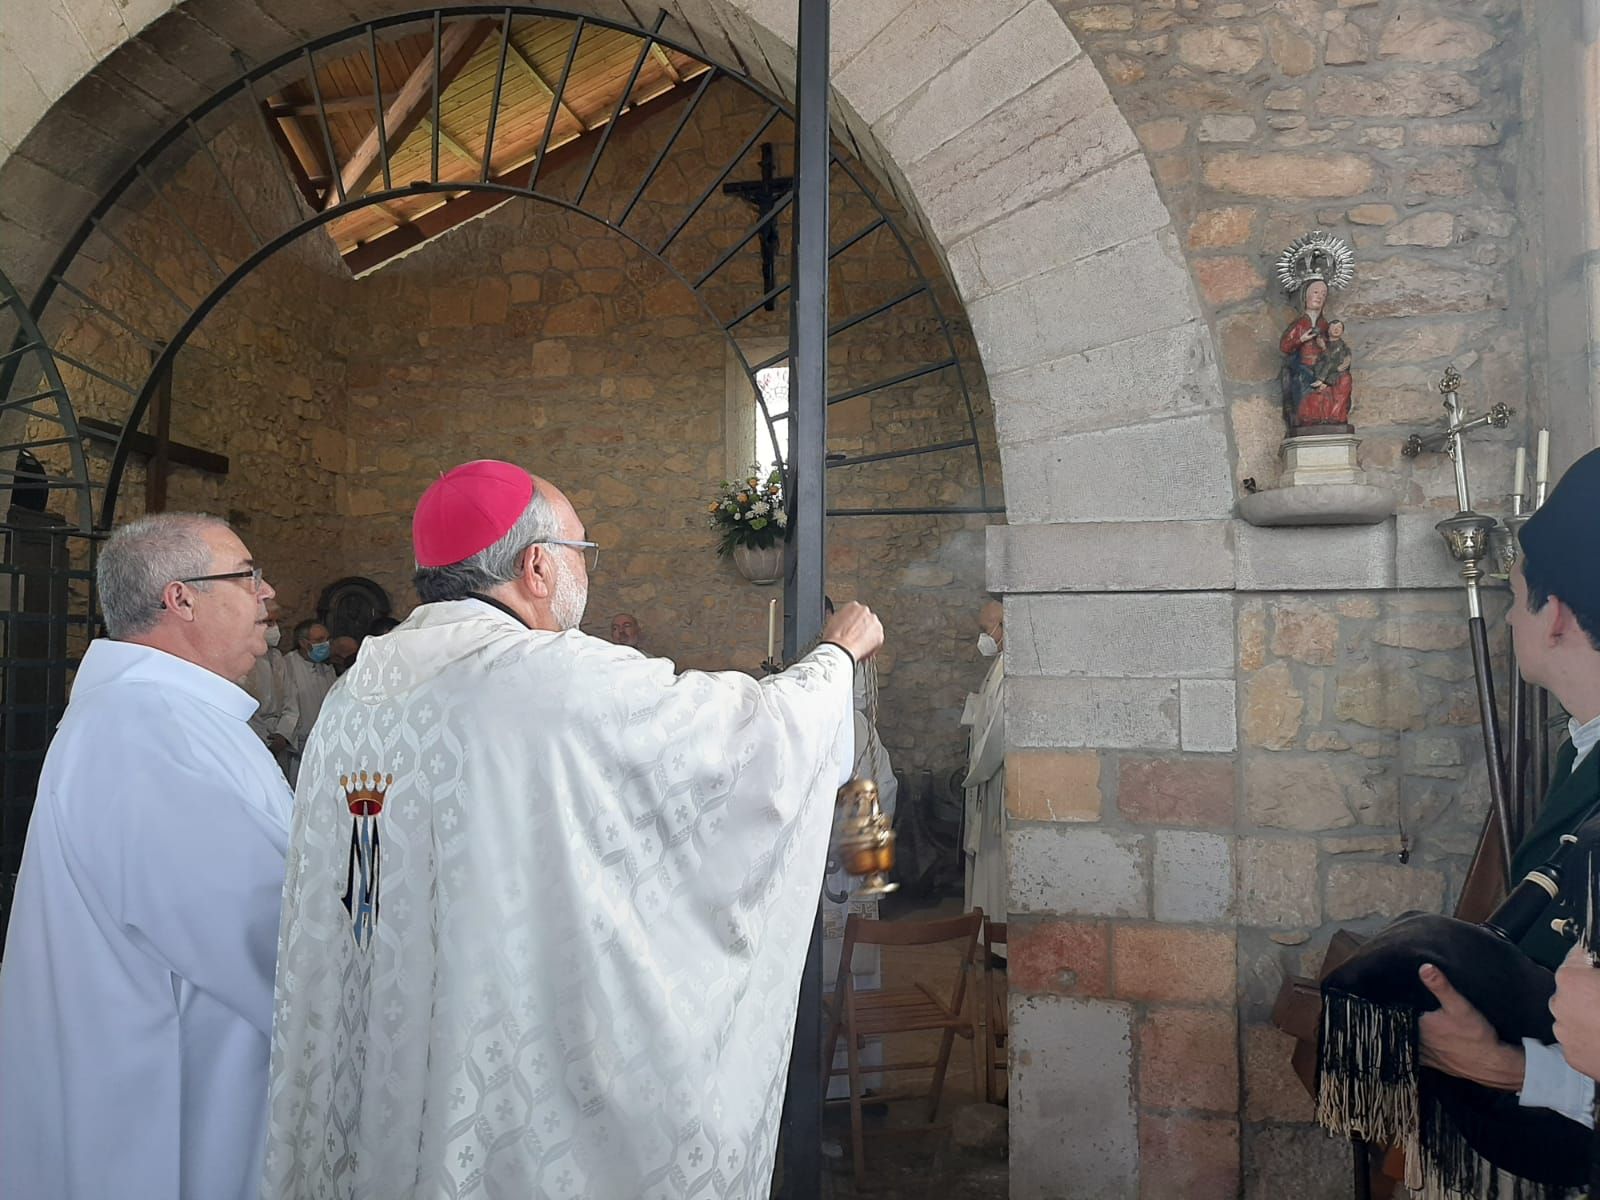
[177,566,267,592]
[528,540,600,571]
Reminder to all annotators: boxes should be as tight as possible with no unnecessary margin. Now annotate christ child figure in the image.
[1301,318,1353,428]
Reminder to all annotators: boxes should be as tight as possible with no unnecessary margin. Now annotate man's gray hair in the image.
[97,512,228,639]
[413,489,564,604]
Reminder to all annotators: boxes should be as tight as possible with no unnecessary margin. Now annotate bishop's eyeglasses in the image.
[528,540,600,571]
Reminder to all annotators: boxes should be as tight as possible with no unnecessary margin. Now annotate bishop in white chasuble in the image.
[264,460,875,1200]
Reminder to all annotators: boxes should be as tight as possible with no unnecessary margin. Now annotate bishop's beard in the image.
[551,551,587,631]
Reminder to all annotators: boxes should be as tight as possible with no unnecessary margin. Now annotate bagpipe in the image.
[1314,824,1598,1200]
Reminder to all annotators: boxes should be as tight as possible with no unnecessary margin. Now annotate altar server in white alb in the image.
[0,513,292,1200]
[263,459,884,1200]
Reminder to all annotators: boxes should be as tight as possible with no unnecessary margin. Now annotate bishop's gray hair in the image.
[413,489,564,604]
[97,512,229,639]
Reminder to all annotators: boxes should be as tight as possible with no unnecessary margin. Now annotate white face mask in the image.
[977,632,999,658]
[264,625,282,648]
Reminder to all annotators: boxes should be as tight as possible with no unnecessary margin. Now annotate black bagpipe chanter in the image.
[1315,823,1600,1200]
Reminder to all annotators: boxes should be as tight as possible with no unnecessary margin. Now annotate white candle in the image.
[767,598,777,661]
[1536,429,1551,506]
[1513,446,1527,504]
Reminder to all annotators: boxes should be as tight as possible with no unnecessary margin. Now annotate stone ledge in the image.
[987,515,1463,593]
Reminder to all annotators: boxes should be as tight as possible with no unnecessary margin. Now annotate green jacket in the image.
[1512,740,1600,969]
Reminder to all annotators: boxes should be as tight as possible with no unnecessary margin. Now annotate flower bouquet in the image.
[708,468,789,557]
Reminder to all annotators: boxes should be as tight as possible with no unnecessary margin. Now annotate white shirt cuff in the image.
[1520,1038,1596,1129]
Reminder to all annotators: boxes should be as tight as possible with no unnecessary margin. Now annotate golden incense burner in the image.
[833,777,898,898]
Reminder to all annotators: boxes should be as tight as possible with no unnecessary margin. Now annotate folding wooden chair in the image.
[820,908,985,1186]
[981,920,1008,1105]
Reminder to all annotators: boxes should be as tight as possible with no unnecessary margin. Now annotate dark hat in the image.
[1520,446,1600,607]
[1316,913,1588,1194]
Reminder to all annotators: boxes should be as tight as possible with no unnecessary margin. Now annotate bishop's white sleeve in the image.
[1520,1039,1597,1128]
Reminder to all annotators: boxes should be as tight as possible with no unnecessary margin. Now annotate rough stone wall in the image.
[1052,0,1526,506]
[20,121,352,620]
[331,79,999,780]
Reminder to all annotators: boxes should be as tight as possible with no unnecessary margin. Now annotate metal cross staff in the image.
[1407,366,1515,873]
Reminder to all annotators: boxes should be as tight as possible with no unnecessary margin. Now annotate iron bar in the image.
[48,277,165,352]
[529,16,584,194]
[0,342,44,370]
[50,353,140,396]
[1532,687,1551,816]
[827,505,1006,517]
[576,12,666,205]
[692,190,795,288]
[135,165,226,282]
[828,283,926,340]
[0,437,79,454]
[778,0,828,1194]
[431,11,443,183]
[829,358,957,406]
[1508,653,1526,847]
[185,111,264,248]
[655,105,780,256]
[481,10,514,182]
[90,218,193,317]
[826,438,976,469]
[367,25,394,192]
[303,47,346,204]
[617,66,717,226]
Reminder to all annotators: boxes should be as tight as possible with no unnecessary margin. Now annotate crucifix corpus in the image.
[722,142,793,311]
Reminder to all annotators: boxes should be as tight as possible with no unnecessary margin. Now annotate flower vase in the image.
[732,543,784,584]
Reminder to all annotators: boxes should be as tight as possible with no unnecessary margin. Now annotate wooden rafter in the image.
[506,38,588,132]
[419,116,480,169]
[649,44,681,84]
[325,17,497,210]
[261,102,328,209]
[343,75,701,275]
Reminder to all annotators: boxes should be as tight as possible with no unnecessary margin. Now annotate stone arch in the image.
[1,3,1236,1196]
[0,0,1233,531]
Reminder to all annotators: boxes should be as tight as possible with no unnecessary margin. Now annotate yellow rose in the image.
[737,492,748,503]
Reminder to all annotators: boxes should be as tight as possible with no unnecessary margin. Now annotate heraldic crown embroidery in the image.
[340,770,392,949]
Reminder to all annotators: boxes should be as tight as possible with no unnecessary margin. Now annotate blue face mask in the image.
[309,642,332,664]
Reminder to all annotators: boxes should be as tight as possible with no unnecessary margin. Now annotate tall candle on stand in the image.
[767,598,777,662]
[1535,429,1550,507]
[1513,447,1527,514]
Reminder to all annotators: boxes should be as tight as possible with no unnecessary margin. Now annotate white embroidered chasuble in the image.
[0,640,293,1200]
[961,655,1007,933]
[262,599,853,1200]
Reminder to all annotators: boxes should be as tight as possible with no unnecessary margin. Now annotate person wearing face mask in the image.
[240,599,299,777]
[961,598,1007,949]
[263,460,884,1200]
[282,618,336,785]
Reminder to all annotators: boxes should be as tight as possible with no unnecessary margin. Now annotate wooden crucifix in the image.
[722,143,793,311]
[78,354,229,512]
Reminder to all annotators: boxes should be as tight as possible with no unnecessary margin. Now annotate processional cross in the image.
[722,143,793,311]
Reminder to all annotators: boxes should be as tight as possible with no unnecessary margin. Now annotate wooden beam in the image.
[268,96,373,118]
[263,103,331,209]
[419,116,480,169]
[649,44,682,84]
[505,38,587,132]
[343,77,701,275]
[78,418,230,477]
[326,17,496,210]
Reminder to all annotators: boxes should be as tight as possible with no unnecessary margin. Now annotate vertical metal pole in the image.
[780,0,828,1195]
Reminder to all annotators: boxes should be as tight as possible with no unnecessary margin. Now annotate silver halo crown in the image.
[1276,231,1356,294]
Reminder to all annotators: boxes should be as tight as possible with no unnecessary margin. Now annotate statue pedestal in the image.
[1281,432,1362,486]
[1237,432,1399,527]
